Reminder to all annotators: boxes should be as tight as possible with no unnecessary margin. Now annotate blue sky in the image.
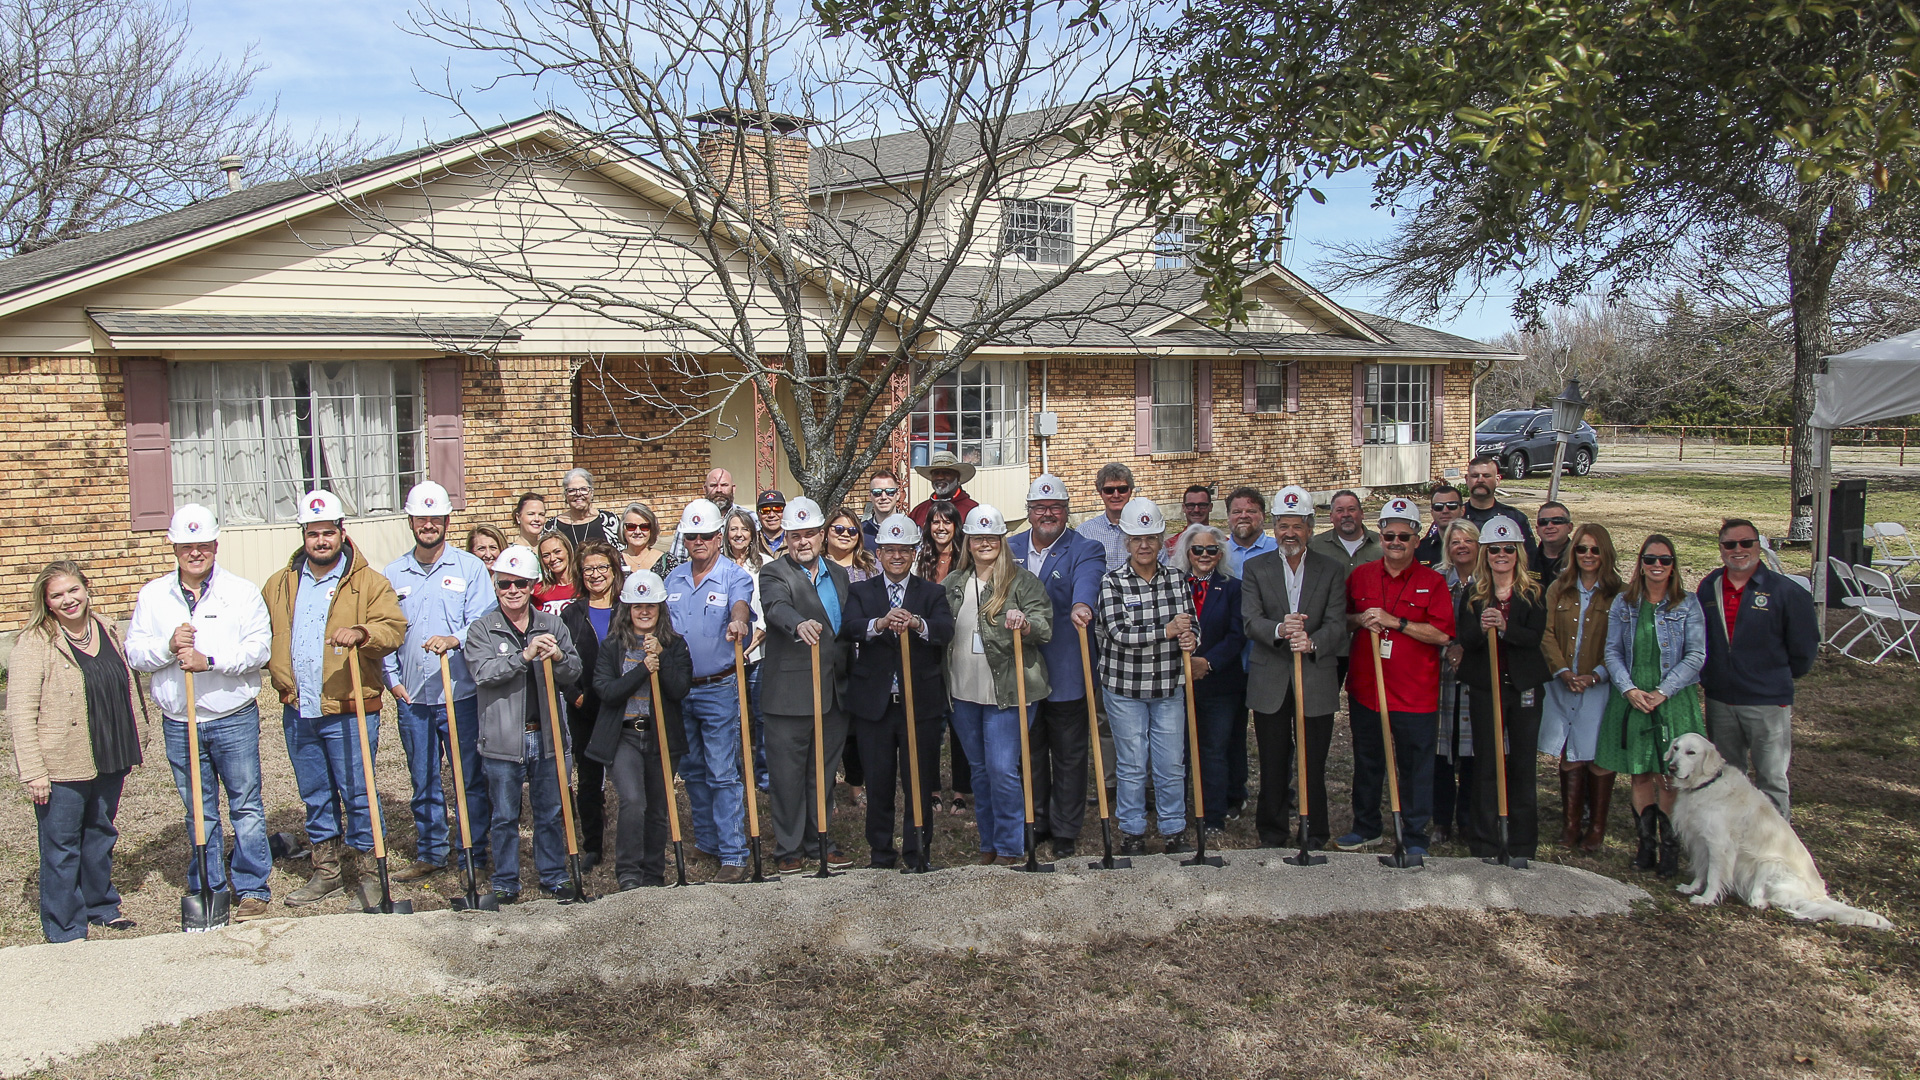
[188,0,1517,344]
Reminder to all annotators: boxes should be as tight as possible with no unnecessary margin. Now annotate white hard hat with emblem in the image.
[1378,496,1422,528]
[1026,474,1069,503]
[491,545,541,581]
[782,496,824,531]
[620,569,668,604]
[875,512,922,546]
[1119,496,1167,536]
[962,503,1008,536]
[403,480,452,517]
[167,504,219,544]
[1271,485,1314,522]
[678,498,723,535]
[295,489,345,525]
[1480,515,1526,545]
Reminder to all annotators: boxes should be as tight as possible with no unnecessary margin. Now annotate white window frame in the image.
[1253,358,1286,413]
[1001,199,1074,264]
[909,359,1028,469]
[1154,213,1199,269]
[169,359,424,525]
[1364,362,1432,445]
[1152,358,1194,453]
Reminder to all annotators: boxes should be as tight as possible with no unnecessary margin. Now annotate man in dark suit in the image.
[1242,485,1349,850]
[1006,474,1107,857]
[841,514,956,868]
[757,496,855,873]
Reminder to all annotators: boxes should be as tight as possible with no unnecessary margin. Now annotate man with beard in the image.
[908,451,979,529]
[1224,487,1278,565]
[668,468,738,562]
[1414,484,1464,567]
[1462,455,1537,561]
[1532,501,1573,589]
[1308,490,1382,574]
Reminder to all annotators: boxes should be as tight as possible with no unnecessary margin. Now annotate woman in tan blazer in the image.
[8,562,143,941]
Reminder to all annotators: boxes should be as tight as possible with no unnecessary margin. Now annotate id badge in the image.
[1378,636,1393,659]
[972,632,985,654]
[1520,688,1537,708]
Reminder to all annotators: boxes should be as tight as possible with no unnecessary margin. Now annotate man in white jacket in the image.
[125,505,275,919]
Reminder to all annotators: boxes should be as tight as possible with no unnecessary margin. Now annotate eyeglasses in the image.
[1538,516,1571,526]
[495,579,532,592]
[1380,532,1416,543]
[1485,544,1519,556]
[582,564,613,575]
[1188,545,1221,556]
[1101,485,1131,495]
[871,487,899,497]
[1573,545,1602,555]
[1641,555,1675,566]
[1431,501,1462,511]
[1719,537,1758,549]
[830,524,861,537]
[564,488,591,497]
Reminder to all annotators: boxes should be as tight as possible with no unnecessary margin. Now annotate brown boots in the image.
[1584,773,1614,852]
[286,838,344,906]
[1560,768,1616,853]
[1559,768,1589,848]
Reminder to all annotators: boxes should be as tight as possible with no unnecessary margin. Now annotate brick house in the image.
[0,112,1514,637]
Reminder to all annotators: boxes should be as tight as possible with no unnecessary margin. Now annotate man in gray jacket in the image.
[756,497,855,873]
[462,545,582,901]
[1242,485,1348,851]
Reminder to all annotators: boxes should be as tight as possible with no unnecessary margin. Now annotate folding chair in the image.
[1826,561,1874,658]
[1845,564,1920,664]
[1870,522,1920,588]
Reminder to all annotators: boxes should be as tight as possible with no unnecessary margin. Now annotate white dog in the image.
[1665,733,1891,929]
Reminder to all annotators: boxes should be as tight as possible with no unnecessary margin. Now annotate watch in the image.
[1397,617,1408,632]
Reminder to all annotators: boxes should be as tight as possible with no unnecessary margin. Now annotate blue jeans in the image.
[747,662,770,789]
[1193,688,1243,828]
[482,731,569,894]
[1106,693,1187,837]
[35,771,126,943]
[396,696,488,865]
[282,709,378,851]
[680,678,749,865]
[950,700,1031,857]
[1349,705,1436,849]
[163,705,271,899]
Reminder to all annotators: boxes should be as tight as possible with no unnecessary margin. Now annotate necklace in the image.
[62,621,94,647]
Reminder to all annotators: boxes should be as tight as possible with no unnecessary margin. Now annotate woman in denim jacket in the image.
[1595,534,1706,879]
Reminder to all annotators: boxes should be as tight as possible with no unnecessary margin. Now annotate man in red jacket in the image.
[907,450,979,528]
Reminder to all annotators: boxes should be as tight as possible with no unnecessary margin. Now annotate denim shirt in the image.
[382,546,498,704]
[292,558,346,718]
[1603,591,1706,698]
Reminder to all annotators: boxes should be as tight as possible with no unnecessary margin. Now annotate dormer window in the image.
[1001,199,1073,264]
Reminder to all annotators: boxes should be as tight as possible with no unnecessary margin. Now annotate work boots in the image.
[1559,768,1589,849]
[1583,774,1614,852]
[285,838,343,906]
[1632,806,1659,871]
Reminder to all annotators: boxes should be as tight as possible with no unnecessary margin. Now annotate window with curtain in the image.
[1364,363,1432,444]
[908,360,1028,468]
[1154,214,1198,269]
[1000,199,1073,264]
[1254,359,1286,412]
[169,360,423,525]
[1152,358,1194,452]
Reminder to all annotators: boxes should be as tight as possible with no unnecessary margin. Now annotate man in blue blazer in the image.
[1006,474,1107,858]
[840,514,956,868]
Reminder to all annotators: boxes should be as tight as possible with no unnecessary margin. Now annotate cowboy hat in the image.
[914,449,977,485]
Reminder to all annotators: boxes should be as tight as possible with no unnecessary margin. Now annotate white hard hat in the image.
[1026,474,1069,503]
[1272,485,1314,522]
[678,498,723,535]
[874,513,922,546]
[1480,515,1526,545]
[1378,497,1422,528]
[1119,497,1167,537]
[167,504,219,544]
[491,545,542,581]
[962,504,1008,536]
[404,481,452,517]
[295,489,344,525]
[782,497,824,532]
[620,569,668,604]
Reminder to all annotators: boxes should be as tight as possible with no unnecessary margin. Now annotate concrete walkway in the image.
[0,852,1643,1076]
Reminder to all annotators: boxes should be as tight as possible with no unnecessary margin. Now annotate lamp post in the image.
[1546,378,1588,504]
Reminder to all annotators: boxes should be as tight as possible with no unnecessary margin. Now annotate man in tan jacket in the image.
[262,490,407,905]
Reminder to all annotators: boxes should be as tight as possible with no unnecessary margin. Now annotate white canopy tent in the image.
[1809,329,1920,623]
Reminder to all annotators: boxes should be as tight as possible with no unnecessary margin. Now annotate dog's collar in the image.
[1687,767,1725,793]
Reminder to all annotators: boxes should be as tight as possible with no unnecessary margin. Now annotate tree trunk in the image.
[1782,186,1850,541]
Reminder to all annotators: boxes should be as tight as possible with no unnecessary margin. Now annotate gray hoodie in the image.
[463,607,581,763]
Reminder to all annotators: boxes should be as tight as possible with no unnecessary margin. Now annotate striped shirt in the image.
[1094,561,1195,699]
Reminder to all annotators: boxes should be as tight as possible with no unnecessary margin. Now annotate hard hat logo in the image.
[308,497,326,511]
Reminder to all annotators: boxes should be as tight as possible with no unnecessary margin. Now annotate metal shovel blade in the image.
[181,886,230,933]
[1283,817,1327,866]
[360,860,415,914]
[1378,812,1425,869]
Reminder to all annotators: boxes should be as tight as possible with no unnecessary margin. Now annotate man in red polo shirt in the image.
[1336,496,1456,856]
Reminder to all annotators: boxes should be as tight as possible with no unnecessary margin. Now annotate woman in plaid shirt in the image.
[1095,498,1199,855]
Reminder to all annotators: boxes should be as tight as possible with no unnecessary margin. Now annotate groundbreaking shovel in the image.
[179,669,231,932]
[1282,646,1326,867]
[1485,631,1529,870]
[348,651,413,914]
[543,657,593,902]
[1076,625,1129,870]
[809,640,837,878]
[439,653,497,911]
[898,629,938,873]
[733,640,766,882]
[1011,629,1053,873]
[1369,630,1423,869]
[650,662,695,887]
[1179,650,1224,868]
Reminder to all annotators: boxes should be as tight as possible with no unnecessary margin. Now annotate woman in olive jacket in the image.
[588,571,692,890]
[1455,517,1551,861]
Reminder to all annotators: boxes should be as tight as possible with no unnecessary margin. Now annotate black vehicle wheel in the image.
[1571,446,1594,476]
[1505,450,1529,480]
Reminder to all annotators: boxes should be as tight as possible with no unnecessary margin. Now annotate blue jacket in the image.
[1007,526,1105,701]
[1697,565,1818,706]
[1187,571,1246,700]
[1604,591,1706,698]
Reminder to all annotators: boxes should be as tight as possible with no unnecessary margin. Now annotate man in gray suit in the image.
[756,496,855,873]
[1242,485,1348,851]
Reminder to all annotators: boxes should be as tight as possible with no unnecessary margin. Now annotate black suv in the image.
[1474,409,1600,480]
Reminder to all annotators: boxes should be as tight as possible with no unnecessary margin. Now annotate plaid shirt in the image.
[1095,562,1195,699]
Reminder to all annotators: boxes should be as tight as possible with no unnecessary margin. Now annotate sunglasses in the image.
[1431,501,1462,511]
[871,487,899,497]
[1485,544,1519,555]
[1188,545,1221,557]
[1720,537,1758,549]
[1101,486,1132,495]
[1574,545,1602,555]
[1641,555,1675,566]
[1538,516,1571,526]
[495,579,532,592]
[625,522,652,532]
[830,524,861,536]
[1380,532,1417,543]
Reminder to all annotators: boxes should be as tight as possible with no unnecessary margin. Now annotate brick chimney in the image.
[689,109,813,232]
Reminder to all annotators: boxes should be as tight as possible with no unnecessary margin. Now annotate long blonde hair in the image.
[967,536,1019,622]
[1469,534,1542,608]
[25,561,91,641]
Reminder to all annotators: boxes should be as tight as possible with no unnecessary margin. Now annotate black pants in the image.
[946,724,973,795]
[1252,701,1335,849]
[1029,697,1091,842]
[842,731,864,787]
[853,701,946,866]
[605,729,672,886]
[1468,686,1542,858]
[1349,704,1437,849]
[1432,754,1475,837]
[567,705,606,856]
[1227,707,1250,806]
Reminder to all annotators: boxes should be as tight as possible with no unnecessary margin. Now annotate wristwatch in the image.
[1397,617,1408,632]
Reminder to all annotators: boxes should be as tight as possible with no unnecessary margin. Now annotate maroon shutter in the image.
[125,358,172,530]
[1134,358,1152,455]
[423,356,467,509]
[1286,361,1300,413]
[1351,364,1366,447]
[1241,358,1256,414]
[1430,364,1445,444]
[1195,359,1213,452]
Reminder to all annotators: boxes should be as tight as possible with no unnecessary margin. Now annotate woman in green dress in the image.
[1595,534,1706,878]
